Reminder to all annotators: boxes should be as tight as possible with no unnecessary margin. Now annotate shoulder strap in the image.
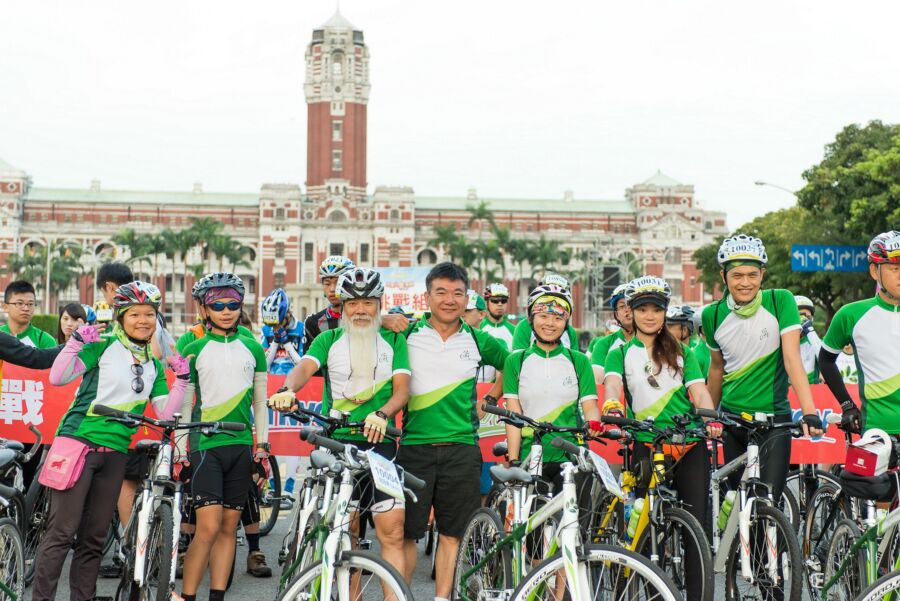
[771,289,778,322]
[562,347,582,397]
[713,297,725,334]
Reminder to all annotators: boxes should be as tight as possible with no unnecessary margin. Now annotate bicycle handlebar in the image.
[551,437,582,456]
[301,428,347,454]
[402,471,426,491]
[94,404,247,433]
[286,408,402,438]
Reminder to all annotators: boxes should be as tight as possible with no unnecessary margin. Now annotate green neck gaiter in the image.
[726,290,763,318]
[112,322,151,362]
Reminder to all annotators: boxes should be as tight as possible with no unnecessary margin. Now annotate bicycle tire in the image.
[780,484,801,533]
[784,467,840,511]
[23,477,51,585]
[276,549,413,601]
[0,490,26,540]
[280,509,321,585]
[723,503,803,601]
[510,543,682,601]
[803,482,851,595]
[452,507,511,601]
[258,455,281,536]
[142,502,175,601]
[822,518,865,601]
[634,505,714,601]
[855,568,900,601]
[0,517,25,601]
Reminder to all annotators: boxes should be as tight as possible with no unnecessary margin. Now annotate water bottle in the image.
[717,490,737,530]
[623,491,636,530]
[625,498,645,542]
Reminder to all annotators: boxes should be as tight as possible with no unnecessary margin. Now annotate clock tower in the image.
[304,8,370,201]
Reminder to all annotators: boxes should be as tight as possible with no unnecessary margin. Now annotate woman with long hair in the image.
[56,302,87,344]
[602,276,721,601]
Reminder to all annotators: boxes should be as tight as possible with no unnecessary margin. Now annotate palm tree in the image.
[505,238,535,285]
[188,217,225,271]
[530,236,564,280]
[429,224,462,261]
[1,244,45,283]
[113,229,154,275]
[208,234,252,272]
[466,201,495,239]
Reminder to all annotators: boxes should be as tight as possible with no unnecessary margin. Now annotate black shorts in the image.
[124,450,150,482]
[241,481,261,526]
[338,439,401,515]
[397,443,481,540]
[189,445,253,511]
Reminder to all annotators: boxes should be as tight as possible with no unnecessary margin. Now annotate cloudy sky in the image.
[2,1,898,228]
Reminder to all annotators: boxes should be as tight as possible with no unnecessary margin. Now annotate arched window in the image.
[417,249,437,266]
[328,210,347,223]
[332,51,344,77]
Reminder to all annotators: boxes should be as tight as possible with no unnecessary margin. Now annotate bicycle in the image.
[695,407,804,601]
[276,428,421,601]
[257,453,281,536]
[454,415,683,601]
[0,425,42,584]
[0,481,25,600]
[276,406,402,591]
[819,467,900,600]
[93,404,247,601]
[593,412,715,601]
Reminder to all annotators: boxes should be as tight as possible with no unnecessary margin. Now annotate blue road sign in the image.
[791,245,868,272]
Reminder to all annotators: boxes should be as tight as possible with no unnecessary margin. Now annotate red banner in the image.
[0,364,856,464]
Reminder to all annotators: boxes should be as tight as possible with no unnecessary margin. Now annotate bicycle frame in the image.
[460,461,593,601]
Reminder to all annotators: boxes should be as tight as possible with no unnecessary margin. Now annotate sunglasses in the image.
[208,301,242,312]
[644,361,660,389]
[488,298,508,304]
[131,363,145,394]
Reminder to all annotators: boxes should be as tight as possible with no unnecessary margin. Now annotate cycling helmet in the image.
[319,255,355,280]
[112,281,162,316]
[527,284,573,317]
[868,231,900,264]
[541,273,570,291]
[260,288,290,326]
[466,290,486,311]
[193,272,245,301]
[666,305,695,334]
[483,283,510,300]
[336,268,384,300]
[624,276,672,310]
[794,295,815,314]
[388,304,414,318]
[690,310,703,334]
[81,304,97,324]
[608,283,629,312]
[717,235,768,267]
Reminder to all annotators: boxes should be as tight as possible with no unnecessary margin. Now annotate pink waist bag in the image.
[38,436,92,491]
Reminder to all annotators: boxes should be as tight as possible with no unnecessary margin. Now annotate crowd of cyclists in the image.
[0,228,897,600]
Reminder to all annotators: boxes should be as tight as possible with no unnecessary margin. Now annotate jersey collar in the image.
[528,341,564,358]
[875,293,900,312]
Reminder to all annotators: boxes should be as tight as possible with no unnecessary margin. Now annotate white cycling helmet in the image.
[794,295,815,314]
[717,235,768,267]
[624,276,672,310]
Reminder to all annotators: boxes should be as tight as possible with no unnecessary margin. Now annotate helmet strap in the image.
[204,311,238,336]
[877,265,900,303]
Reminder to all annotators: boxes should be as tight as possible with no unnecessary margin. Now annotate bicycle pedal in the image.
[477,589,512,601]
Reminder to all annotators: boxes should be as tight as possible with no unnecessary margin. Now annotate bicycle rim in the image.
[142,503,174,601]
[259,455,282,536]
[511,543,680,601]
[856,568,900,601]
[0,518,24,601]
[802,483,848,595]
[23,481,51,584]
[453,507,510,601]
[635,506,713,601]
[823,518,865,601]
[724,504,802,601]
[277,549,412,601]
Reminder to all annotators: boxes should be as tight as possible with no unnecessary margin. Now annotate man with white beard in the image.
[268,268,411,576]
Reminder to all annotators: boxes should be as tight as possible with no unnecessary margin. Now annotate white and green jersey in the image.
[503,344,597,462]
[800,329,823,384]
[304,327,410,441]
[403,318,509,446]
[184,332,267,450]
[478,317,515,383]
[57,338,168,453]
[604,339,705,442]
[702,289,801,415]
[591,329,628,373]
[822,295,900,433]
[512,319,578,351]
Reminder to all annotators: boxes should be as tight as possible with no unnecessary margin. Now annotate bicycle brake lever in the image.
[404,488,419,504]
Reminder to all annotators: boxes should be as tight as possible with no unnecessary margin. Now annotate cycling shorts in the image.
[189,445,253,511]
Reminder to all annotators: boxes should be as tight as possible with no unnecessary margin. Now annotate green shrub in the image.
[31,314,59,340]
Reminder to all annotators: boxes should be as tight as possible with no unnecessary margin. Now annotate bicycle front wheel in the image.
[142,502,175,601]
[510,543,681,601]
[259,455,282,536]
[802,482,851,594]
[856,568,900,601]
[724,503,802,601]
[0,517,25,601]
[23,478,51,585]
[822,518,865,601]
[453,507,510,601]
[634,505,713,601]
[277,549,413,601]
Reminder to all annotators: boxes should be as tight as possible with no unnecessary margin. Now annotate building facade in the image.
[0,9,727,331]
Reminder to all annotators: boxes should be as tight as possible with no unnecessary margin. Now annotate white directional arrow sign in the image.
[793,251,806,266]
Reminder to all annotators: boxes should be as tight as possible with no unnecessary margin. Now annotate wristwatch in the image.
[375,410,388,420]
[276,385,290,394]
[483,394,498,406]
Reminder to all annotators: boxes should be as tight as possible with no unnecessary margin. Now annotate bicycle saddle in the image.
[492,441,508,458]
[490,464,532,485]
[0,449,17,470]
[0,441,24,452]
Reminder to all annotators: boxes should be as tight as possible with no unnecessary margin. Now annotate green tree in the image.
[1,244,45,282]
[188,216,225,271]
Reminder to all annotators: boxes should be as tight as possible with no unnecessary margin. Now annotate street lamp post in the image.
[754,181,798,198]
